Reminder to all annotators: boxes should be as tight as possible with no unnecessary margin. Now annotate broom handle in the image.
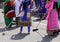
[35,12,47,29]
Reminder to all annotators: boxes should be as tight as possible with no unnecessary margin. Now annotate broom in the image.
[2,19,13,36]
[33,12,47,31]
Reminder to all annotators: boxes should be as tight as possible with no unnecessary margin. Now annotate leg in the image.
[28,26,30,34]
[20,26,23,33]
[40,13,46,20]
[16,17,19,26]
[47,31,54,36]
[38,13,42,19]
[47,30,59,36]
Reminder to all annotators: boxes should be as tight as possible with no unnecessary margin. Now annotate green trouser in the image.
[4,15,13,27]
[58,0,60,8]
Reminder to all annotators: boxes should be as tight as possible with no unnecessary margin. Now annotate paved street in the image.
[0,9,60,42]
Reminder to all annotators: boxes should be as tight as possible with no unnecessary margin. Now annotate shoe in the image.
[28,32,30,34]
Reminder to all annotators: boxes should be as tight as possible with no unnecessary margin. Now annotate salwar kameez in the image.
[45,1,59,31]
[45,0,60,35]
[4,0,14,28]
[18,0,31,33]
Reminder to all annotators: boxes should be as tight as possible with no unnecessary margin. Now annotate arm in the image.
[45,3,49,9]
[45,2,53,11]
[48,2,53,11]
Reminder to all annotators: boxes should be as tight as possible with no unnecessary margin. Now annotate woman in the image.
[36,0,46,21]
[14,0,22,26]
[4,0,14,29]
[17,0,31,34]
[45,0,60,35]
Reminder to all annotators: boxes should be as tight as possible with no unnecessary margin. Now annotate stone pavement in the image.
[0,9,60,42]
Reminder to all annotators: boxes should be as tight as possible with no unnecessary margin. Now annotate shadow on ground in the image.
[11,33,30,40]
[0,26,19,32]
[37,35,58,42]
[5,26,19,31]
[0,28,5,32]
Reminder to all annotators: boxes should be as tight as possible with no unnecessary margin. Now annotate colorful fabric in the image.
[18,0,31,26]
[58,0,60,8]
[6,9,15,18]
[4,16,13,27]
[4,0,13,27]
[45,1,59,30]
[4,0,12,12]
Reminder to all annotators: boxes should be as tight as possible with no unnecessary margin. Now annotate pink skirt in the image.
[46,10,59,31]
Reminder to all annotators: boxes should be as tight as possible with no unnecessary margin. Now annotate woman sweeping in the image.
[45,0,60,36]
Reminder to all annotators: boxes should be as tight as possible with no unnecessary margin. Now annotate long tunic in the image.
[18,0,31,26]
[45,1,59,31]
[21,0,31,21]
